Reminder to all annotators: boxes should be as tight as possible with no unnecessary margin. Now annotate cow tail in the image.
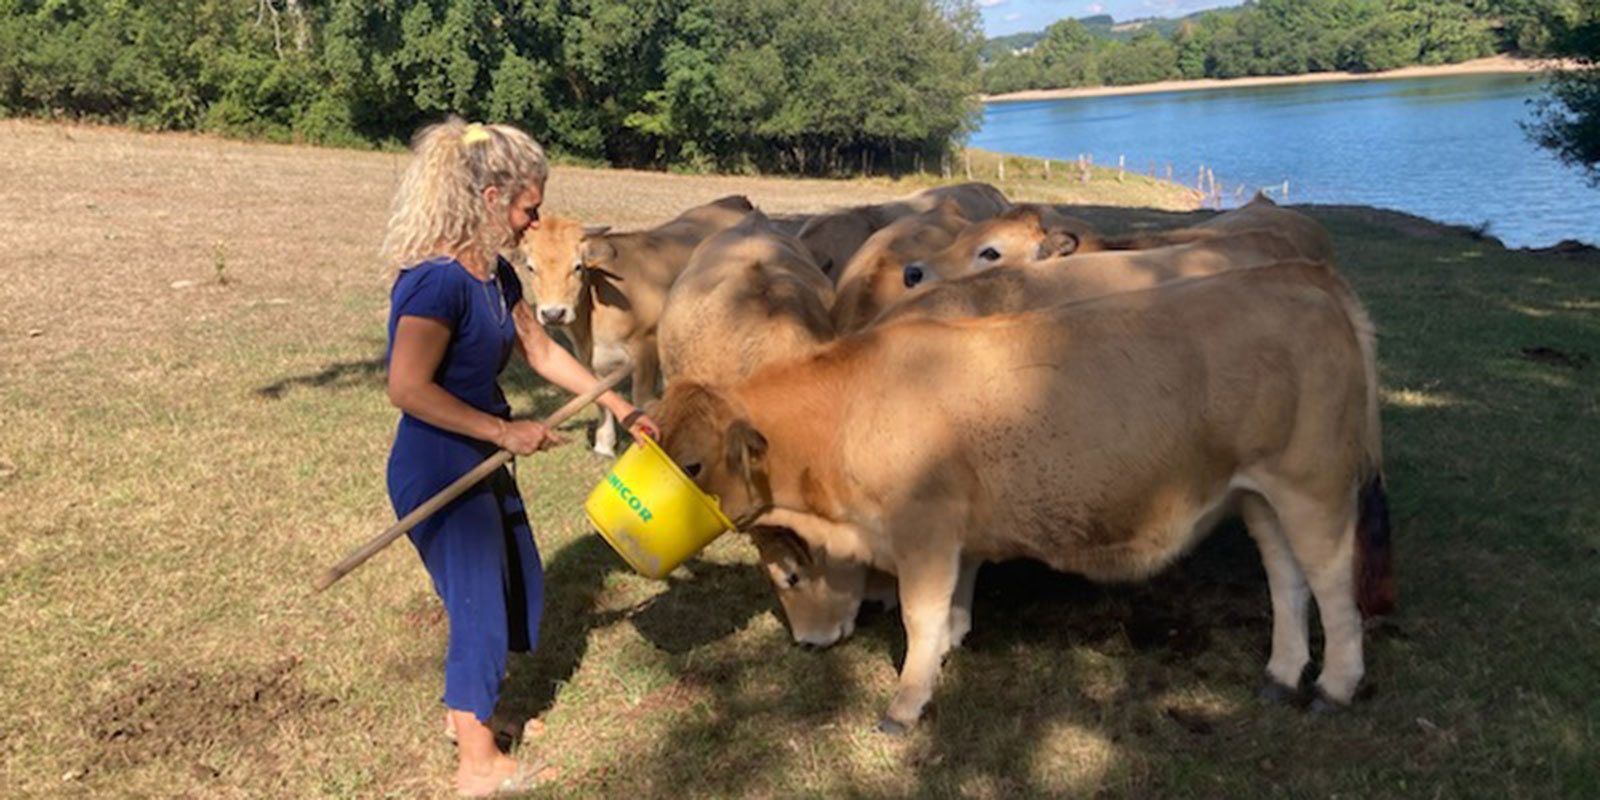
[1332,264,1395,620]
[1355,472,1395,619]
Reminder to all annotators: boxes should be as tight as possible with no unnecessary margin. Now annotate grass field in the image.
[1,120,1596,799]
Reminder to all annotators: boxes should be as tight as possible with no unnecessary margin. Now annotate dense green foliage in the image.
[0,0,982,173]
[1524,6,1600,186]
[980,0,1584,94]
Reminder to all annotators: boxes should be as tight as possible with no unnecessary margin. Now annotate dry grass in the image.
[3,120,1596,799]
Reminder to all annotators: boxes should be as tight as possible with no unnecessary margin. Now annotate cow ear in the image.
[582,237,617,265]
[581,225,611,238]
[749,525,814,575]
[933,196,966,221]
[1036,229,1081,260]
[725,419,769,492]
[1000,204,1043,226]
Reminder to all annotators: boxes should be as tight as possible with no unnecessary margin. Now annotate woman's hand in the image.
[621,409,659,440]
[494,419,565,455]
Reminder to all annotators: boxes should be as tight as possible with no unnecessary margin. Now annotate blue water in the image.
[972,74,1600,248]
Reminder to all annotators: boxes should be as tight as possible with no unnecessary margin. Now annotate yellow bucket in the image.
[584,435,734,579]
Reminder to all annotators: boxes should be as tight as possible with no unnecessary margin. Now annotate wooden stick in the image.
[313,366,631,593]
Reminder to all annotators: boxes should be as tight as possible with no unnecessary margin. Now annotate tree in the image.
[1101,32,1179,86]
[1525,9,1600,185]
[1034,18,1101,87]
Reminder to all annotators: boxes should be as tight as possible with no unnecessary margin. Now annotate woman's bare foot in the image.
[456,752,527,797]
[444,709,522,744]
[449,710,542,797]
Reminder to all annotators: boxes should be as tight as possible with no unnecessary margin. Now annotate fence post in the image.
[964,151,972,180]
[1118,154,1125,183]
[1282,180,1289,203]
[1044,159,1050,180]
[998,155,1004,183]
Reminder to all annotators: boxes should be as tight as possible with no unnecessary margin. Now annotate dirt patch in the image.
[81,656,337,776]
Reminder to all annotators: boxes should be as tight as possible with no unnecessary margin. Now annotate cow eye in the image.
[572,260,584,273]
[682,462,702,479]
[978,247,1001,261]
[784,572,800,589]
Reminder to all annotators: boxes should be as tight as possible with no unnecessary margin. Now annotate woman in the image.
[382,117,655,797]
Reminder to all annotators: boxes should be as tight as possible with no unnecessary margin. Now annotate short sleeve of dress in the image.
[392,261,466,326]
[496,257,524,308]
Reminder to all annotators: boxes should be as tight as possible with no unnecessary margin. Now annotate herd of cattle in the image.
[513,183,1396,733]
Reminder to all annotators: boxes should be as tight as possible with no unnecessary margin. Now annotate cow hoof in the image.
[591,447,616,459]
[1308,689,1349,715]
[876,716,910,735]
[1257,680,1301,706]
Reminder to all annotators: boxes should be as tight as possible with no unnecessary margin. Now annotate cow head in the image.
[750,526,869,646]
[831,199,969,333]
[654,381,772,529]
[906,204,1100,279]
[513,216,610,327]
[656,381,880,647]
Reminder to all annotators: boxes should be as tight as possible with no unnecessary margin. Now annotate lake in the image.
[972,73,1600,249]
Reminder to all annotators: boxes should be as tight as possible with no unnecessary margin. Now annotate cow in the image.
[767,231,1330,646]
[829,198,972,335]
[797,182,1010,281]
[514,194,754,455]
[651,261,1393,732]
[909,193,1330,280]
[879,227,1315,327]
[653,212,903,623]
[657,211,836,384]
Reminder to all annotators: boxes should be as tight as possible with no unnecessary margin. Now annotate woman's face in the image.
[505,182,544,245]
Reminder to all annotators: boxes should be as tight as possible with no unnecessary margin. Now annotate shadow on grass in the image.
[254,356,386,399]
[495,537,772,749]
[600,522,1292,797]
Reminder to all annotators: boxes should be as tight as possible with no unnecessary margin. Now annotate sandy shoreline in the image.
[981,55,1562,103]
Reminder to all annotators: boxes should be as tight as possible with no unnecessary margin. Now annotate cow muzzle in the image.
[537,305,575,326]
[792,616,856,648]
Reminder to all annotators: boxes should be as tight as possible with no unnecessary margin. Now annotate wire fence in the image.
[951,149,1293,210]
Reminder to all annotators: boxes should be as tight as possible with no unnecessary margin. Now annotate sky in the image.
[978,0,1239,38]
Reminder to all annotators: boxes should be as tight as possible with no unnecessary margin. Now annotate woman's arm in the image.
[388,315,558,455]
[511,302,656,435]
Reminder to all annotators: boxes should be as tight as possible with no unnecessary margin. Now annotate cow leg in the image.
[880,545,961,734]
[632,335,660,411]
[946,556,981,650]
[1240,493,1311,700]
[589,341,631,457]
[1270,489,1364,708]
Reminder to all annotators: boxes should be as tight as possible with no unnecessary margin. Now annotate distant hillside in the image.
[980,31,1046,61]
[981,8,1221,62]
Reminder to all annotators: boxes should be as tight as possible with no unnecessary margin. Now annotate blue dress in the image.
[385,256,543,723]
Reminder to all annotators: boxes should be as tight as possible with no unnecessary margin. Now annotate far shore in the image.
[981,55,1564,103]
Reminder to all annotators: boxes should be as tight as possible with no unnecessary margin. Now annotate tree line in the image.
[0,0,982,174]
[981,0,1587,94]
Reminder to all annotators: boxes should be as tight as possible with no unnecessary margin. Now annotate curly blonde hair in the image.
[381,117,549,272]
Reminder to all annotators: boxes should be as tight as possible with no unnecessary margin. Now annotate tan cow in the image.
[768,231,1330,645]
[652,261,1393,732]
[878,227,1314,327]
[829,198,972,334]
[909,193,1330,280]
[515,194,753,455]
[657,211,836,384]
[798,182,1010,280]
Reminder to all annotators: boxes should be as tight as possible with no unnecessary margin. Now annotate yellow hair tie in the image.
[461,123,492,145]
